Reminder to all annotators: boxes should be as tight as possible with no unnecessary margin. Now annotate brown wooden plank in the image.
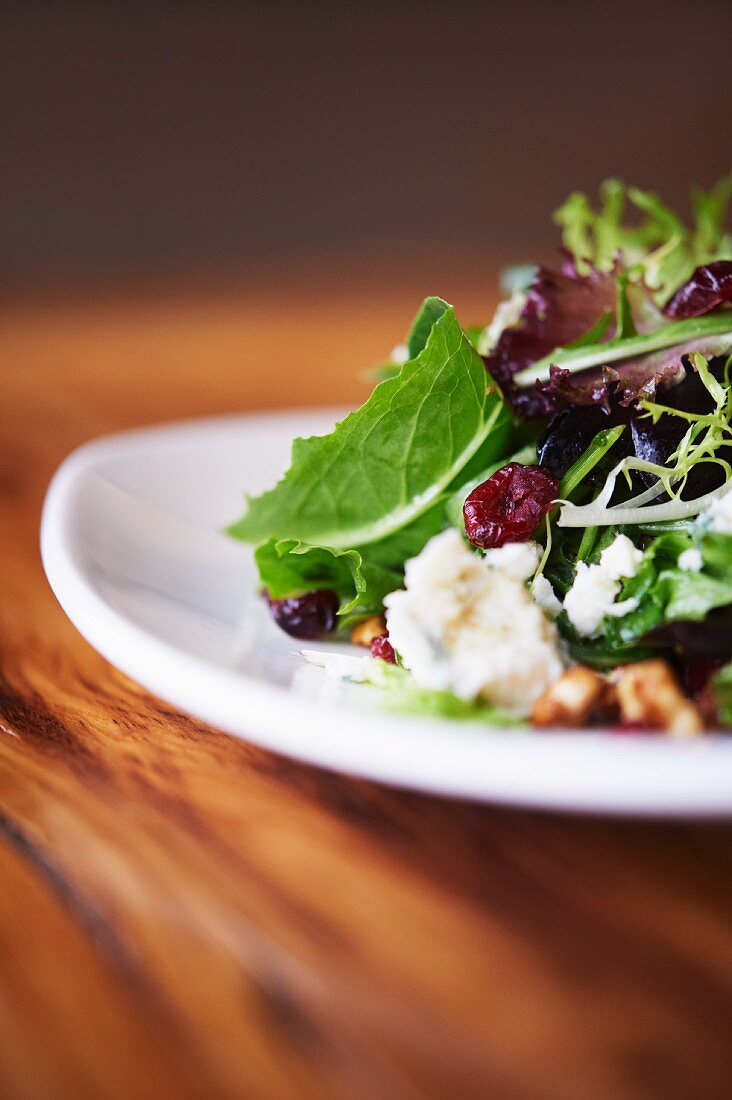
[1,280,732,1099]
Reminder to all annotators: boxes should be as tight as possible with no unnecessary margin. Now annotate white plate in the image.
[41,410,732,817]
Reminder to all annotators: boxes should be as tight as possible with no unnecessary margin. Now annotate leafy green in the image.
[643,177,732,302]
[693,177,732,254]
[562,629,658,670]
[711,662,732,726]
[229,302,508,549]
[701,531,732,576]
[659,570,732,620]
[553,176,732,302]
[603,530,732,649]
[514,313,732,386]
[254,539,401,620]
[614,273,637,339]
[255,495,451,620]
[359,500,447,570]
[576,524,599,562]
[406,296,450,359]
[369,303,482,384]
[553,178,674,274]
[372,664,525,725]
[558,425,626,499]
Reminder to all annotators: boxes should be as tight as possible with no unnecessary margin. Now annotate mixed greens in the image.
[230,177,732,730]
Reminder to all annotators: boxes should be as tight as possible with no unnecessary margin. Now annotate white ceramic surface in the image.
[41,410,732,816]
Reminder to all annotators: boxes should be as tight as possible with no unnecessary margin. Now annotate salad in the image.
[229,177,732,735]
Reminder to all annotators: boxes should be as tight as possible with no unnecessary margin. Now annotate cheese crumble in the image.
[384,530,565,716]
[702,483,732,535]
[563,533,644,638]
[677,547,703,572]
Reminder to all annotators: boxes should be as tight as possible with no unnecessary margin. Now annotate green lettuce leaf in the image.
[711,662,732,726]
[701,531,732,576]
[370,297,453,383]
[357,500,448,570]
[604,530,732,649]
[406,296,450,359]
[371,664,525,726]
[254,539,401,619]
[255,501,449,620]
[656,569,732,621]
[229,302,508,548]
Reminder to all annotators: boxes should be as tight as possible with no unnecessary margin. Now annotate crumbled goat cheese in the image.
[390,343,409,365]
[701,483,732,535]
[484,540,562,618]
[384,530,565,715]
[597,533,644,579]
[532,574,563,619]
[482,540,541,581]
[300,650,372,682]
[563,533,644,638]
[677,547,703,572]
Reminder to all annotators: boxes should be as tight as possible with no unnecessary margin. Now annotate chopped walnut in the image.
[612,660,703,738]
[532,665,609,728]
[350,614,387,648]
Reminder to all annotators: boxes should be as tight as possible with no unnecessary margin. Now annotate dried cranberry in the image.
[370,634,396,664]
[463,462,558,548]
[265,589,339,639]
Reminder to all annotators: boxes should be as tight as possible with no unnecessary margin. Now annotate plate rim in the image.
[40,411,732,818]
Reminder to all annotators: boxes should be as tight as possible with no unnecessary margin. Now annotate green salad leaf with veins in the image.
[229,302,510,549]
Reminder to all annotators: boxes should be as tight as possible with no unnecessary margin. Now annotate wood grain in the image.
[1,279,732,1100]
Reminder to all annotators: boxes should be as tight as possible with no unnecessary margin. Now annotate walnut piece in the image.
[350,614,387,648]
[613,659,703,738]
[532,666,608,728]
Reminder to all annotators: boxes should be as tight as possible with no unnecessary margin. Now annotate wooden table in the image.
[2,276,732,1100]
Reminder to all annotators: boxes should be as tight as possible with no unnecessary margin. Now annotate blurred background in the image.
[4,0,731,296]
[3,0,732,423]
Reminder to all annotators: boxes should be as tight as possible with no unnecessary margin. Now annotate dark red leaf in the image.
[537,336,730,410]
[484,264,616,418]
[663,260,732,319]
